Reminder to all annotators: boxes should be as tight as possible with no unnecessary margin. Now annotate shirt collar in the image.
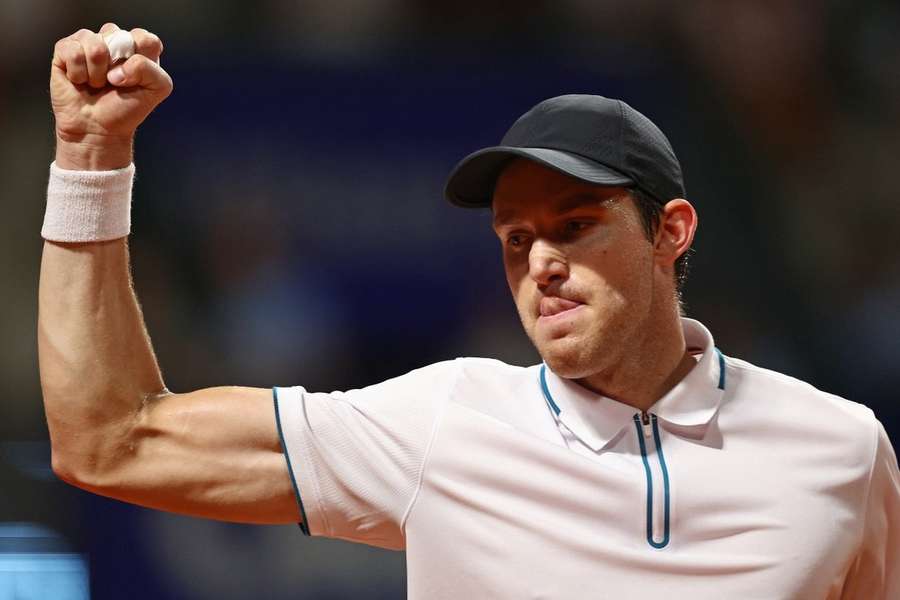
[539,318,726,452]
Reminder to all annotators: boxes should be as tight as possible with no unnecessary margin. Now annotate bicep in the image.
[100,386,301,525]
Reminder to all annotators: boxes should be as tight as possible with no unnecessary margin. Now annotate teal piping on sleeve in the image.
[273,387,311,536]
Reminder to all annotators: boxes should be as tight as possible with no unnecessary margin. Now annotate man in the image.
[40,24,898,599]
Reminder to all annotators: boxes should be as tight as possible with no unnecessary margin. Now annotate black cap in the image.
[444,94,684,208]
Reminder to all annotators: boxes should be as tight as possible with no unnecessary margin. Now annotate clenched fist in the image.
[51,23,172,170]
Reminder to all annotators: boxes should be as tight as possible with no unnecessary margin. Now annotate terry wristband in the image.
[41,161,135,242]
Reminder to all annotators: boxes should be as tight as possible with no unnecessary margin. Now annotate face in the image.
[492,159,661,379]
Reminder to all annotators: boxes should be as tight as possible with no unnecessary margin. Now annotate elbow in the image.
[50,442,133,497]
[42,384,148,491]
[50,446,84,488]
[44,410,100,489]
[49,437,105,491]
[46,420,136,494]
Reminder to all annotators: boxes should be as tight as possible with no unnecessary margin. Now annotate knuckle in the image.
[124,53,151,76]
[59,42,85,64]
[85,44,107,63]
[71,47,87,65]
[54,39,75,59]
[132,28,163,54]
[130,53,150,67]
[100,22,119,31]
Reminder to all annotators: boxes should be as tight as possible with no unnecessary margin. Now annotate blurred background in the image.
[1,0,899,597]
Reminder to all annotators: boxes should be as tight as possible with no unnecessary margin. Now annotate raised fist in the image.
[50,23,172,168]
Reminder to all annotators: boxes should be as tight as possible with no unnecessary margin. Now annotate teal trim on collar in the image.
[539,365,561,416]
[633,413,671,549]
[650,414,671,548]
[539,319,724,450]
[715,348,726,390]
[273,388,311,536]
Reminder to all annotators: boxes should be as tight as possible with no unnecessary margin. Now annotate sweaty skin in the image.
[492,159,698,411]
[40,23,298,524]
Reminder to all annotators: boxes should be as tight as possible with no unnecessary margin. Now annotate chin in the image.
[535,335,599,380]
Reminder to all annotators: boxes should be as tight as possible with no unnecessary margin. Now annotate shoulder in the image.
[721,353,878,453]
[323,358,542,434]
[451,357,538,393]
[332,358,533,409]
[341,359,464,396]
[453,356,534,377]
[442,358,546,425]
[723,354,875,420]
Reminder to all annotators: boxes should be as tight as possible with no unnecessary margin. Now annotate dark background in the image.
[1,1,898,598]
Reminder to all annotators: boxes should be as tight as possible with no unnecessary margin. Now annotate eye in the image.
[563,220,592,235]
[506,234,527,248]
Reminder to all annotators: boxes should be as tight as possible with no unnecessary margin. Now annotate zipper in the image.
[538,365,673,549]
[640,410,653,438]
[633,412,671,549]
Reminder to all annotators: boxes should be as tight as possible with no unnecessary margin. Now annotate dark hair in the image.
[629,187,691,298]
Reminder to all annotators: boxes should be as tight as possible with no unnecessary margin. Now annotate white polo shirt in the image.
[274,318,899,599]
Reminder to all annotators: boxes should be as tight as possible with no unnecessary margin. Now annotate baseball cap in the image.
[444,94,684,208]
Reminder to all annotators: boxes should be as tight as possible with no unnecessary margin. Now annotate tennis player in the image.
[39,24,899,599]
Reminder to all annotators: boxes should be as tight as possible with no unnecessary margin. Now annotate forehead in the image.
[491,159,628,223]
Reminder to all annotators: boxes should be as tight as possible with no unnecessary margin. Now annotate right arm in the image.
[39,24,299,524]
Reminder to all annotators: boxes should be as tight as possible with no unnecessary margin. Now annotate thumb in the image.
[107,54,172,95]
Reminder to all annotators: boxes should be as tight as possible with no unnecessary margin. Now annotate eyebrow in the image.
[492,192,623,228]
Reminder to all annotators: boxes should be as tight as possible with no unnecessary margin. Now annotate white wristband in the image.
[42,161,135,242]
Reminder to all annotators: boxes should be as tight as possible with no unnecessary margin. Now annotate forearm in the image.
[38,239,297,522]
[38,27,299,523]
[38,221,165,482]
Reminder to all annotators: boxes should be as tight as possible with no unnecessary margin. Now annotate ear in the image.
[653,199,697,269]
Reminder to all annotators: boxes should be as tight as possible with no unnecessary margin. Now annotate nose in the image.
[528,239,568,286]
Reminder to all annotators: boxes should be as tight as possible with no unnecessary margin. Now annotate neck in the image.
[576,312,695,413]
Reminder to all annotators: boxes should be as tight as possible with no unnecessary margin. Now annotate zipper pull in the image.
[641,411,653,438]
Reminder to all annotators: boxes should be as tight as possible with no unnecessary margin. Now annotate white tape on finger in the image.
[103,30,135,63]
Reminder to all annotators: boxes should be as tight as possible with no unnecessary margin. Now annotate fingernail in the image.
[107,66,125,85]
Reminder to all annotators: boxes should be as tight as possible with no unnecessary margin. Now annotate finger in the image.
[99,22,120,36]
[68,28,95,43]
[107,54,173,96]
[53,38,88,85]
[81,32,111,88]
[130,28,163,64]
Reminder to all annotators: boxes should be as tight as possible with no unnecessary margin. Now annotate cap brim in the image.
[444,146,635,208]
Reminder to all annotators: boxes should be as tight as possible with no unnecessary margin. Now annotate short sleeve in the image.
[841,419,900,599]
[273,360,460,550]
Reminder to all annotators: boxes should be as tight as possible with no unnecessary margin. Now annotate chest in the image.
[405,404,861,599]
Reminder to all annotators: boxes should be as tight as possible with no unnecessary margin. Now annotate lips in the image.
[539,296,583,317]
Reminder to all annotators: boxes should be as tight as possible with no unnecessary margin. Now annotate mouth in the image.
[538,296,584,319]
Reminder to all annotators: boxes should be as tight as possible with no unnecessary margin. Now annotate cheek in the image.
[504,261,533,313]
[503,255,524,289]
[612,244,656,302]
[575,242,652,302]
